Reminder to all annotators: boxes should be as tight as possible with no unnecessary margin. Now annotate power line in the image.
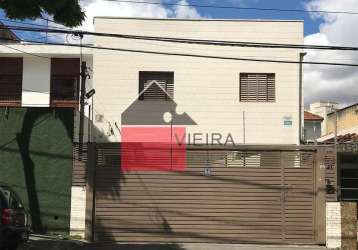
[103,0,358,15]
[2,25,358,51]
[2,35,353,64]
[129,39,357,63]
[1,37,356,67]
[0,42,50,59]
[0,18,72,30]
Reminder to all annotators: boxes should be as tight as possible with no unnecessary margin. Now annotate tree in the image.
[0,0,85,27]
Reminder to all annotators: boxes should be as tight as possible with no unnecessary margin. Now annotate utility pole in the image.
[299,52,306,144]
[79,61,88,158]
[334,109,338,145]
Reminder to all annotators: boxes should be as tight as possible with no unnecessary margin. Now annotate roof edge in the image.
[93,17,304,22]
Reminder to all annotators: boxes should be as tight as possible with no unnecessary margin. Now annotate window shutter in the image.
[0,57,22,102]
[139,72,174,101]
[240,73,275,102]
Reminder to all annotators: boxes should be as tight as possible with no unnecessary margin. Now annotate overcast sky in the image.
[1,0,357,107]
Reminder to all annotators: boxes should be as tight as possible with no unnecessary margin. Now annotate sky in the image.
[0,0,357,107]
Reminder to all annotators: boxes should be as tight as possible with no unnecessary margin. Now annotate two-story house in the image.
[1,18,312,243]
[80,18,323,245]
[92,17,304,145]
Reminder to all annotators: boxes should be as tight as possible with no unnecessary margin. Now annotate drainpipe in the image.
[299,52,306,144]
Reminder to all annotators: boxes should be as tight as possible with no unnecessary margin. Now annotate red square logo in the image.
[121,126,186,172]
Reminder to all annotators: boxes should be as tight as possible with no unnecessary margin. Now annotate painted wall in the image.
[92,18,303,145]
[22,57,51,107]
[0,107,74,234]
[326,104,358,135]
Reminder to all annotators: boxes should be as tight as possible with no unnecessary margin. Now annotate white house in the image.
[92,17,304,145]
[0,18,305,238]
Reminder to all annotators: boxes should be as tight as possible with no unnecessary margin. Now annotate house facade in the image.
[1,18,316,242]
[317,102,358,143]
[326,103,358,135]
[309,101,339,136]
[0,44,92,108]
[92,17,304,145]
[304,111,323,143]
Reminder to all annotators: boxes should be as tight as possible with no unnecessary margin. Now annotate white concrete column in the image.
[69,186,87,238]
[326,202,341,249]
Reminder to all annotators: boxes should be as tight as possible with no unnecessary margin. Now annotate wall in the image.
[22,57,51,107]
[326,202,357,249]
[0,107,73,234]
[326,104,358,135]
[92,18,303,145]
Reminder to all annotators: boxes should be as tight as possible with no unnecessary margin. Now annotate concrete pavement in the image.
[20,236,328,250]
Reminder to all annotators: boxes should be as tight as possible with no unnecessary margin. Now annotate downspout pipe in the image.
[299,52,307,144]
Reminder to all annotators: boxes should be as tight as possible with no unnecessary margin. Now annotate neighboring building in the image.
[326,103,358,135]
[0,43,93,237]
[0,21,20,43]
[309,101,339,136]
[0,44,92,108]
[92,17,304,145]
[304,111,323,143]
[318,103,358,143]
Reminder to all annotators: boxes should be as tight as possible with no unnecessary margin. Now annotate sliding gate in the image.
[92,145,320,244]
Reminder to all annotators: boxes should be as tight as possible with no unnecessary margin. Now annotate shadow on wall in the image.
[84,243,187,250]
[22,239,187,250]
[0,108,74,234]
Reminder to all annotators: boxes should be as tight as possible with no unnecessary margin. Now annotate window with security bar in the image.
[138,71,174,101]
[239,73,275,102]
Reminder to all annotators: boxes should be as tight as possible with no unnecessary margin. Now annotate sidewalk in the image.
[20,236,327,250]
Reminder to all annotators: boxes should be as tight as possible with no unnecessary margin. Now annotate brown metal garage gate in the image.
[90,144,324,244]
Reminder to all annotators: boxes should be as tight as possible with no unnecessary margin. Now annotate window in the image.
[50,58,80,104]
[0,57,23,104]
[51,77,78,100]
[138,71,174,101]
[239,73,275,102]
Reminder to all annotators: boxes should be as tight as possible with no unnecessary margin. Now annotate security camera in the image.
[85,89,96,99]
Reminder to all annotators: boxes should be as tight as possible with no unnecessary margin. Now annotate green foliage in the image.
[0,108,74,234]
[0,0,85,27]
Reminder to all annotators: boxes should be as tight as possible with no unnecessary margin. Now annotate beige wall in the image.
[92,18,304,144]
[326,104,358,134]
